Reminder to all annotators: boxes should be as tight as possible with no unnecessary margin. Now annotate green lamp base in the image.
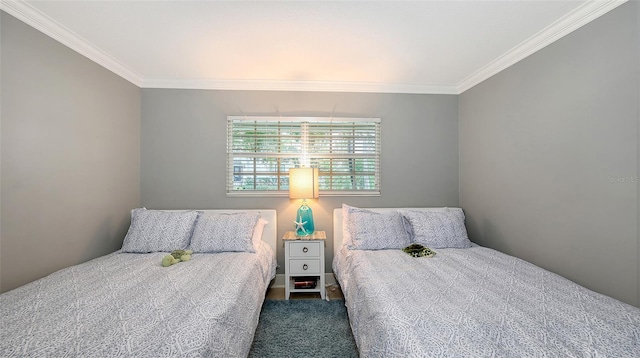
[294,203,315,236]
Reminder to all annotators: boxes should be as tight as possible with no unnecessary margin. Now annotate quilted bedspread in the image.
[0,243,276,357]
[333,244,640,357]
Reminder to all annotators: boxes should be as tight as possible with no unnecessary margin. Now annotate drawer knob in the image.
[303,247,309,253]
[303,264,308,270]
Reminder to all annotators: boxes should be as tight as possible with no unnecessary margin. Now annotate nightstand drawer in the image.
[289,259,321,274]
[288,242,321,257]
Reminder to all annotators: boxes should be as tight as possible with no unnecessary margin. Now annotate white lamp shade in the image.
[289,167,319,199]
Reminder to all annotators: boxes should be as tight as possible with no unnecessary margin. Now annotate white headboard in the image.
[333,207,453,256]
[170,209,277,258]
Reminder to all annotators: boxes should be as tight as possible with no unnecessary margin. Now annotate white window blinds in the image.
[227,116,381,196]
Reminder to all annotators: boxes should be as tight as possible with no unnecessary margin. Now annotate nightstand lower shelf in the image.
[287,276,325,299]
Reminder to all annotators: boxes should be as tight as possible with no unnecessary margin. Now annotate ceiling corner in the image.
[456,0,628,94]
[1,0,144,87]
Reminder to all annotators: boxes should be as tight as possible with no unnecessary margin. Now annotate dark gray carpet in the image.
[249,299,358,357]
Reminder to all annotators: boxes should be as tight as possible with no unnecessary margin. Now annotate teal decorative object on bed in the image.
[402,244,435,258]
[161,249,193,267]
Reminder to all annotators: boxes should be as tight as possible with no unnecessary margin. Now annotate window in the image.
[227,116,381,196]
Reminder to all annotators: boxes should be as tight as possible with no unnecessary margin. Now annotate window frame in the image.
[226,115,381,197]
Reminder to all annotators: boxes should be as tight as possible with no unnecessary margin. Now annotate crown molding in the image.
[0,0,144,86]
[140,78,459,95]
[1,0,627,95]
[0,0,455,95]
[456,0,628,94]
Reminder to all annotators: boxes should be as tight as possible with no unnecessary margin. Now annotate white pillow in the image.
[189,212,259,253]
[121,208,199,253]
[400,208,472,249]
[347,206,411,250]
[251,217,269,251]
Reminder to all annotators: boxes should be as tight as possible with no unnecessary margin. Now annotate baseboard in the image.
[271,273,337,288]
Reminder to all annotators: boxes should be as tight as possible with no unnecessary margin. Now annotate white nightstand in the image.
[283,231,326,300]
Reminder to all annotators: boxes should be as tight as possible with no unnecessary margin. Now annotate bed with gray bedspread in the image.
[334,244,640,357]
[0,243,276,357]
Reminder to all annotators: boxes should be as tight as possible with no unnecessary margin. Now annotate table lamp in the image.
[289,167,319,236]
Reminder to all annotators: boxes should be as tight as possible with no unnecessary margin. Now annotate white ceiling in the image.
[2,0,627,94]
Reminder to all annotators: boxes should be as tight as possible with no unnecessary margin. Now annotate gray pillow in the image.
[347,207,411,250]
[400,208,472,249]
[121,208,199,253]
[189,212,259,253]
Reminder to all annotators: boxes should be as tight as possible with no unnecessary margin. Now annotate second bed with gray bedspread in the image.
[334,244,640,357]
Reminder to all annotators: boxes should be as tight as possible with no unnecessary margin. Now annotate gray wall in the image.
[0,12,141,293]
[459,2,640,306]
[141,89,459,273]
